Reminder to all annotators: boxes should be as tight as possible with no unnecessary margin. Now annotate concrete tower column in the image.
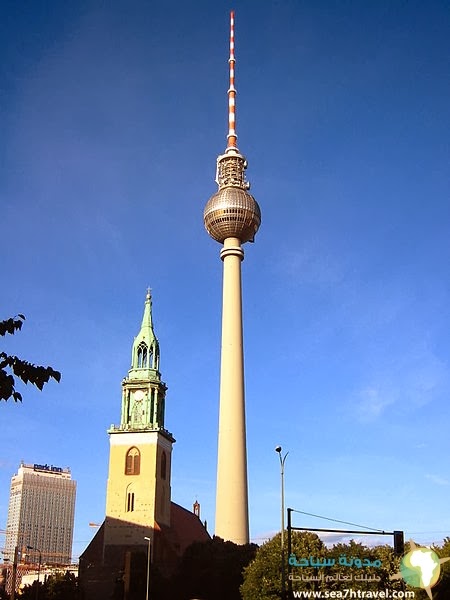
[203,12,261,545]
[216,237,248,542]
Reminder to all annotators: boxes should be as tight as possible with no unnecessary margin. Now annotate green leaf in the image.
[0,314,60,401]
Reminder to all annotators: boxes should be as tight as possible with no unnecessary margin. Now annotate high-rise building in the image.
[4,462,76,565]
[203,11,261,544]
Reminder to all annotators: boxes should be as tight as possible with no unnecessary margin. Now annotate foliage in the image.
[167,536,257,600]
[240,532,407,600]
[409,537,450,599]
[241,531,326,600]
[0,315,60,401]
[19,571,78,600]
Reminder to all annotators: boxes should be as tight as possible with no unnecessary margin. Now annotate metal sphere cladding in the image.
[204,186,261,244]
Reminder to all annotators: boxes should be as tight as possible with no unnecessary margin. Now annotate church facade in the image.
[79,291,209,599]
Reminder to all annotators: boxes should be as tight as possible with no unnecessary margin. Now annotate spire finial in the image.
[141,288,153,329]
[226,10,238,153]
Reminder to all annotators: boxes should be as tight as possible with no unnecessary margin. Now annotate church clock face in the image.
[134,390,145,401]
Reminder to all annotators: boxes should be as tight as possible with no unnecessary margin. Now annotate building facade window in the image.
[137,342,148,368]
[125,447,140,475]
[126,492,135,512]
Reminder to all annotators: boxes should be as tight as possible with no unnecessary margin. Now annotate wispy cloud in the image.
[354,387,395,422]
[426,474,450,486]
[351,343,448,422]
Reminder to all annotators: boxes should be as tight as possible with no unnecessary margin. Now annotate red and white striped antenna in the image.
[226,10,238,152]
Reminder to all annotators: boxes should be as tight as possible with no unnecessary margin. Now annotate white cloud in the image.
[354,387,395,422]
[425,474,450,486]
[351,343,448,422]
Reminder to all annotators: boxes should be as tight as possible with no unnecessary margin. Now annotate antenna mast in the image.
[227,10,237,152]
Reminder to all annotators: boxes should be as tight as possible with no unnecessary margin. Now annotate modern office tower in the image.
[203,11,261,544]
[4,462,76,565]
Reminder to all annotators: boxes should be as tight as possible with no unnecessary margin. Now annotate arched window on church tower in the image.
[137,342,148,368]
[161,451,167,480]
[127,491,135,512]
[125,447,140,475]
[125,483,135,512]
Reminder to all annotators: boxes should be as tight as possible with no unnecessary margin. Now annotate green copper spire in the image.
[130,288,160,378]
[113,290,169,432]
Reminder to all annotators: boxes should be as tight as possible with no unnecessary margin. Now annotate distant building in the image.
[79,291,209,599]
[4,462,76,565]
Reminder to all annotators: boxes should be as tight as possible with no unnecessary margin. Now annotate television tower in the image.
[203,11,261,544]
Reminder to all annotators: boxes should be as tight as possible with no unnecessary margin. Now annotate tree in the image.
[241,531,327,600]
[403,538,450,600]
[325,539,400,593]
[18,580,45,600]
[432,537,450,599]
[47,571,78,600]
[0,315,60,401]
[240,532,406,600]
[168,536,257,600]
[19,571,78,600]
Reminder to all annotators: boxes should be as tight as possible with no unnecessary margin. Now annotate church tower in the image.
[104,290,175,547]
[79,291,209,599]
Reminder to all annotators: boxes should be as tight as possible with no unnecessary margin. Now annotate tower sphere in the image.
[204,186,261,244]
[205,10,258,545]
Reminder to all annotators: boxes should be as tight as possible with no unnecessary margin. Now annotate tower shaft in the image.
[215,238,249,543]
[204,11,261,545]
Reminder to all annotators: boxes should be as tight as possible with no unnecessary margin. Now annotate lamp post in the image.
[275,446,288,600]
[26,546,42,600]
[10,547,18,600]
[144,536,151,600]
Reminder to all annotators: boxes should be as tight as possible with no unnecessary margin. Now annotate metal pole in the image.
[287,508,293,599]
[26,546,42,600]
[36,551,41,600]
[275,446,288,600]
[10,546,18,600]
[144,536,151,600]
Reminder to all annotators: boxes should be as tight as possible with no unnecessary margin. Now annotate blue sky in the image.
[1,0,450,561]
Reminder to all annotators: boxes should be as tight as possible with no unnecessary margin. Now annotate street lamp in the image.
[144,536,151,600]
[26,546,42,600]
[275,446,288,600]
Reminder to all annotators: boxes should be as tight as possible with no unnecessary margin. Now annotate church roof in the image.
[157,501,210,557]
[80,501,210,568]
